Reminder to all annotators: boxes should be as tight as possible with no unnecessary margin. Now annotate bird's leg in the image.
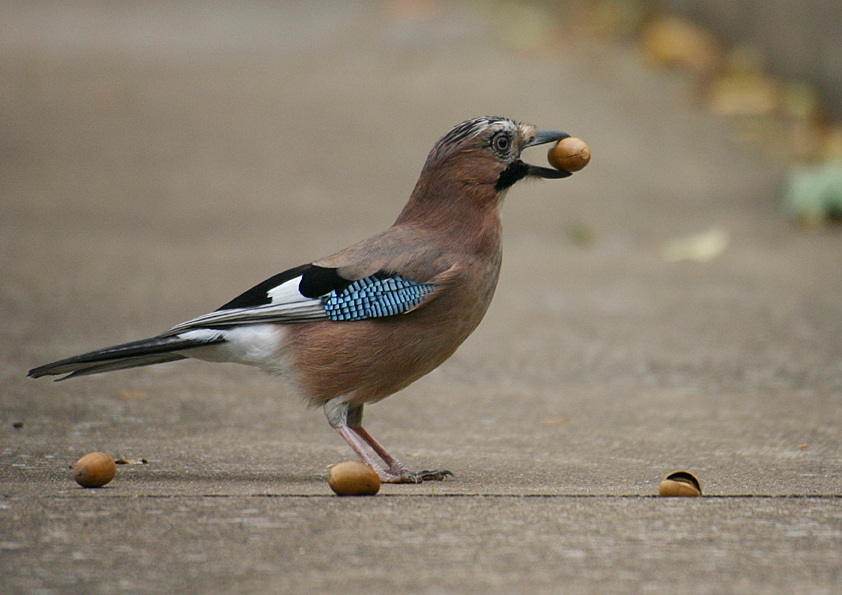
[324,398,394,479]
[347,405,412,478]
[351,424,453,482]
[350,424,409,475]
[323,398,452,483]
[348,404,453,482]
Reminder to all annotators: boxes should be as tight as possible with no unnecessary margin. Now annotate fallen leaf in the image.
[641,14,720,74]
[783,163,842,225]
[663,228,729,263]
[707,73,780,117]
[540,417,571,426]
[114,457,148,465]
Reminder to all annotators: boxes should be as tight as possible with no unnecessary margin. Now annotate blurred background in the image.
[4,0,842,468]
[3,0,842,471]
[660,0,842,120]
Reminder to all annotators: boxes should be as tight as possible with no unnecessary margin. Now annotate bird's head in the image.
[423,116,572,192]
[397,117,575,228]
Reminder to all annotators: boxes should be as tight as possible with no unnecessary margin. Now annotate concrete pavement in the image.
[2,1,841,593]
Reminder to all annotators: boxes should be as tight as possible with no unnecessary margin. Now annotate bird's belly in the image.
[285,275,497,408]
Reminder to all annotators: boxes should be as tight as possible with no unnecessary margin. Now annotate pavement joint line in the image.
[16,493,842,500]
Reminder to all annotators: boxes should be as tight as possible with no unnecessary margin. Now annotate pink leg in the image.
[351,426,412,476]
[333,425,393,480]
[348,425,452,483]
[326,398,452,483]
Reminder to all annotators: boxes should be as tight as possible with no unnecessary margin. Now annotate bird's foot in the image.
[416,469,454,481]
[330,417,454,484]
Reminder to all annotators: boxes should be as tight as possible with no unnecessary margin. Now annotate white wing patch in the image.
[163,273,327,336]
[267,276,310,304]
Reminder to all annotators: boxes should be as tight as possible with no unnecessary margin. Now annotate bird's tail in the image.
[28,334,225,381]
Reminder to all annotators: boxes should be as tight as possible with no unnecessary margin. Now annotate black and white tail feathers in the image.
[25,263,327,382]
[27,334,225,381]
[27,261,440,382]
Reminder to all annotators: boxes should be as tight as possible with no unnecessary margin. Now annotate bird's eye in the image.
[492,133,510,154]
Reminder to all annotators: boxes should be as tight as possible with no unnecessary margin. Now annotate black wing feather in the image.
[298,265,354,298]
[217,264,311,310]
[218,263,354,310]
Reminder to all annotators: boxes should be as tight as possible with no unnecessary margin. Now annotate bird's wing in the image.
[162,261,457,336]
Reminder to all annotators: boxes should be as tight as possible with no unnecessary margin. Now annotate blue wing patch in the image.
[324,274,436,321]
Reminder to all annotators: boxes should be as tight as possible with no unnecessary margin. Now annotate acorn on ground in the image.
[658,471,701,497]
[73,452,117,488]
[328,461,381,496]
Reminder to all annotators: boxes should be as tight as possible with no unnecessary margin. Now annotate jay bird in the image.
[29,116,576,483]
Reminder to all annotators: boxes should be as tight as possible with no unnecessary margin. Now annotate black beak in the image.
[524,130,570,148]
[522,130,572,179]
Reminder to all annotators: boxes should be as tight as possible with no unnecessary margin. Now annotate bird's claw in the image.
[380,468,454,484]
[415,469,454,482]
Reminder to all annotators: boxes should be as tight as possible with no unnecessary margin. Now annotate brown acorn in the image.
[328,461,381,496]
[73,452,116,488]
[548,137,591,172]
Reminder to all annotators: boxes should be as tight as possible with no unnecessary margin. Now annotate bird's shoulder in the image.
[162,226,472,335]
[218,225,457,312]
[314,224,467,283]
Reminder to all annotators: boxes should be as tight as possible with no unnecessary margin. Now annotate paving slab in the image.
[2,1,841,594]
